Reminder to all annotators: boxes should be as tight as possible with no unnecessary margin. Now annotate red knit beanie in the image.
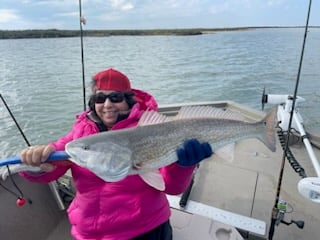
[93,68,131,91]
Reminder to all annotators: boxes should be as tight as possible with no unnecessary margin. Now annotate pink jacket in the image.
[21,89,195,240]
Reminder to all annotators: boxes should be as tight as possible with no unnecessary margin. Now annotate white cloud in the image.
[55,11,78,17]
[32,0,77,7]
[0,9,20,23]
[109,0,134,11]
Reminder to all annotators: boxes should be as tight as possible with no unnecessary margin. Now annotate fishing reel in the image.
[275,200,304,229]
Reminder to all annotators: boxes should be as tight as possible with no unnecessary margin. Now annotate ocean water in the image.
[0,28,319,157]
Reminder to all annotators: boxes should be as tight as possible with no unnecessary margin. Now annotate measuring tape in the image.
[167,195,266,236]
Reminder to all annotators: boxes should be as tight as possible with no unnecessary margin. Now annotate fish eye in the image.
[83,145,90,150]
[133,162,142,170]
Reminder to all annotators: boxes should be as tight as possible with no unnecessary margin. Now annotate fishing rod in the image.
[0,93,30,206]
[0,93,66,210]
[0,151,69,167]
[0,94,30,146]
[268,0,313,239]
[79,0,87,111]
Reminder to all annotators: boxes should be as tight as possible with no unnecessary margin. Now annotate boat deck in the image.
[1,101,319,240]
[161,101,320,240]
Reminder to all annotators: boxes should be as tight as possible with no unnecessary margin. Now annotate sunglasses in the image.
[94,92,125,104]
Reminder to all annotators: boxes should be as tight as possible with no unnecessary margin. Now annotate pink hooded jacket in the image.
[21,89,195,240]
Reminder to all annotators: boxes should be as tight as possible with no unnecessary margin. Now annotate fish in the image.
[65,105,277,190]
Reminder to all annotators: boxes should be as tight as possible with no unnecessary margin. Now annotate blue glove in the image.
[177,139,213,167]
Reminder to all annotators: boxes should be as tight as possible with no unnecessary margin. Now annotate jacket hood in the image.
[108,88,158,130]
[132,88,158,111]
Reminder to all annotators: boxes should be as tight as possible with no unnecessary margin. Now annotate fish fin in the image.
[139,170,165,191]
[138,110,171,126]
[174,106,247,121]
[259,106,277,152]
[215,143,235,163]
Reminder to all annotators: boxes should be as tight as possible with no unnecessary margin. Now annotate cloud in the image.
[32,0,78,8]
[267,0,286,6]
[55,11,78,18]
[0,9,20,23]
[109,0,134,11]
[208,2,231,14]
[0,0,318,30]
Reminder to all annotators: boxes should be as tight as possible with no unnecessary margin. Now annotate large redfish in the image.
[66,106,277,190]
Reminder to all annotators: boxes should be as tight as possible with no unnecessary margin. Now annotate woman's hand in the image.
[176,139,213,167]
[20,145,56,172]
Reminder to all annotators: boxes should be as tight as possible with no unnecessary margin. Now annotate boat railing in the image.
[262,93,320,203]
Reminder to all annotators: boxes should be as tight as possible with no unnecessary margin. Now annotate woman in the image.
[20,68,212,240]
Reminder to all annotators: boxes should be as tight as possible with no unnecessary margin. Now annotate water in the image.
[1,28,320,158]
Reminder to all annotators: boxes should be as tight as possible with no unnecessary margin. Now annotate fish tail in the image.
[259,107,277,152]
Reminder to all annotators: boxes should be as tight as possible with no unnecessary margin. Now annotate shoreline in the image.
[1,26,319,39]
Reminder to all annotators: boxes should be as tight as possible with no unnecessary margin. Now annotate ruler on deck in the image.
[167,195,266,236]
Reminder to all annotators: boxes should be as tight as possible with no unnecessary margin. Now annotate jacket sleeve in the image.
[160,163,196,195]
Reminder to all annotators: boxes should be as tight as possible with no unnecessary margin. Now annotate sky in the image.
[0,0,319,30]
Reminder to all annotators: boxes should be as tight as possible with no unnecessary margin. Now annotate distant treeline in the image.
[0,28,249,39]
[0,27,317,39]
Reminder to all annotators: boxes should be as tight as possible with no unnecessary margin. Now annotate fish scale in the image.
[130,118,262,169]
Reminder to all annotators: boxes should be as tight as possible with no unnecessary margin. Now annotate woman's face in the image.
[94,90,130,129]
